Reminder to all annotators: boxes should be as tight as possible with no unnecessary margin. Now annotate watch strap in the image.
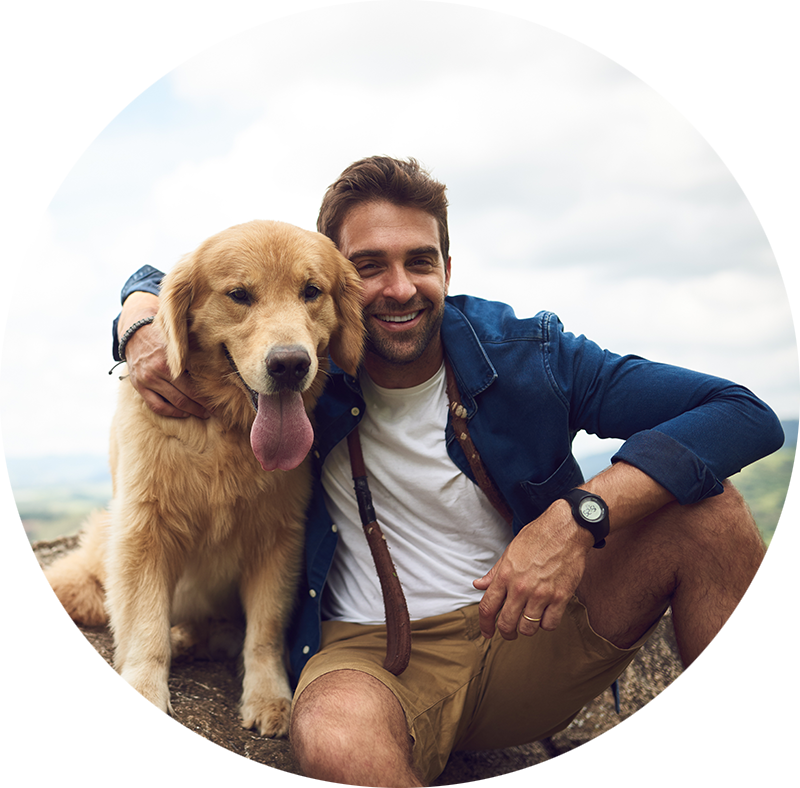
[559,488,609,549]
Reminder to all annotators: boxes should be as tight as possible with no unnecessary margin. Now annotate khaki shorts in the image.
[294,596,659,784]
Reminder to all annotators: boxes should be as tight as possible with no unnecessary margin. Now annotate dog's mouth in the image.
[224,345,314,473]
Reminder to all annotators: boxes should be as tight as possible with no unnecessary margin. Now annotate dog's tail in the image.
[44,509,110,626]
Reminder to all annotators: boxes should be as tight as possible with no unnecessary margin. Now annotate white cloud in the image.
[147,19,751,275]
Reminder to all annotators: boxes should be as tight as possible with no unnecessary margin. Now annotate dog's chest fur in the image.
[110,380,310,550]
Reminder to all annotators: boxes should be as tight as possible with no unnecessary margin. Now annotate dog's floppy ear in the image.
[328,250,365,377]
[157,254,195,379]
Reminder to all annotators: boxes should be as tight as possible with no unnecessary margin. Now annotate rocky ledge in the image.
[0,538,800,788]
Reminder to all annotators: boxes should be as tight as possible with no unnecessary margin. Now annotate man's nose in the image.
[382,265,417,303]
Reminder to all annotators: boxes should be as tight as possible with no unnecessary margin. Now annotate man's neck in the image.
[362,338,445,389]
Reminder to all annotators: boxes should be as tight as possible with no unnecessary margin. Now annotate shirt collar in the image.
[441,299,497,404]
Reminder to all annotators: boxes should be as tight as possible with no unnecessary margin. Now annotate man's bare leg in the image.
[577,481,765,665]
[290,669,422,787]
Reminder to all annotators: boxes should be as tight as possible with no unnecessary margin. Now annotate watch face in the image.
[579,498,605,522]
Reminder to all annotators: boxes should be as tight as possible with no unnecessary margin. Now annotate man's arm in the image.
[114,271,211,419]
[472,310,783,641]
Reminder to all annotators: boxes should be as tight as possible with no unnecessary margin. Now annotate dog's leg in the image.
[104,504,184,716]
[238,531,302,738]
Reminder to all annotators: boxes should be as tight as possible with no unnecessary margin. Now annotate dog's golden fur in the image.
[45,220,364,737]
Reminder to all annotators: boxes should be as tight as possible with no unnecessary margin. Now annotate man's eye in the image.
[228,288,252,305]
[355,262,379,277]
[304,284,322,301]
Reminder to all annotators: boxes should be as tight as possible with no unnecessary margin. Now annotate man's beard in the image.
[364,299,446,367]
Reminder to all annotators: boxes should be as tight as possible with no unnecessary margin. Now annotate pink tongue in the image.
[250,391,314,472]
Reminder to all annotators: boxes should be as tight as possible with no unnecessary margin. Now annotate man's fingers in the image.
[140,389,191,419]
[519,598,569,636]
[167,374,213,419]
[477,582,506,639]
[478,577,572,641]
[472,565,495,591]
[131,370,210,419]
[494,594,527,640]
[517,609,544,636]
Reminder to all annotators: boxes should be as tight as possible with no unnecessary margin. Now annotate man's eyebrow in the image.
[349,249,386,261]
[349,245,440,260]
[407,245,440,258]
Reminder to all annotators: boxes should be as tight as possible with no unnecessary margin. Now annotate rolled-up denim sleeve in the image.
[111,266,164,361]
[549,315,785,504]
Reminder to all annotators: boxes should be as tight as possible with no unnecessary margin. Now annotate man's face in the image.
[337,200,451,388]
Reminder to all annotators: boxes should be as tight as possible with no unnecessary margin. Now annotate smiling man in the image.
[113,156,783,786]
[340,200,450,387]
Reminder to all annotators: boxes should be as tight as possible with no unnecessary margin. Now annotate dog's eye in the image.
[304,285,321,302]
[228,288,252,305]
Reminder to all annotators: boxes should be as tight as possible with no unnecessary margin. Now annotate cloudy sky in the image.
[0,0,800,457]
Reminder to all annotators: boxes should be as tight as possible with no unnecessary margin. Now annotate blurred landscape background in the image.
[10,419,795,549]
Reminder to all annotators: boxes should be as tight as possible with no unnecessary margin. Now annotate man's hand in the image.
[473,502,593,639]
[473,461,676,640]
[119,291,211,419]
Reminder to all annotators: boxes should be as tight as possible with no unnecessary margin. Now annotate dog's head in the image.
[156,220,364,471]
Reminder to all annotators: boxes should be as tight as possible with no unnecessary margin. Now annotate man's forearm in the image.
[112,266,165,361]
[576,459,676,537]
[119,291,160,337]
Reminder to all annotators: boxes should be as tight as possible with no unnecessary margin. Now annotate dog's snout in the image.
[267,347,312,387]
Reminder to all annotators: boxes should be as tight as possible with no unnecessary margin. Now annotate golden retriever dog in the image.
[44,220,364,737]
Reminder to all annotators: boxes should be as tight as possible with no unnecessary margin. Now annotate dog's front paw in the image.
[121,667,174,716]
[100,675,172,755]
[240,695,292,738]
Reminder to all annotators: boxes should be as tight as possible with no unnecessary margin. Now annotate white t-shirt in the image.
[321,363,513,624]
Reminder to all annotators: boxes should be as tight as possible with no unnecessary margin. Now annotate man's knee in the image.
[291,670,414,781]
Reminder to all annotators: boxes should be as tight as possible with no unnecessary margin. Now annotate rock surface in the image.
[0,538,800,788]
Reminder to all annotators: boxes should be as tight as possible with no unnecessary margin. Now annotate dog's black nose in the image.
[267,347,312,387]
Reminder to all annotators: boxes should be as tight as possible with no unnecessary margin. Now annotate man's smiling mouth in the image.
[376,311,421,324]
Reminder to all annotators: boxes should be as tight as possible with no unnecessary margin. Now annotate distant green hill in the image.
[9,421,796,546]
[730,446,794,547]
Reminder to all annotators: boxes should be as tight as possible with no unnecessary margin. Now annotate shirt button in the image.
[351,407,360,417]
[302,645,310,655]
[331,524,338,533]
[309,589,317,598]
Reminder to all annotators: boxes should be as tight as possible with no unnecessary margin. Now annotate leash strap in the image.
[345,359,513,675]
[444,360,514,526]
[347,428,412,675]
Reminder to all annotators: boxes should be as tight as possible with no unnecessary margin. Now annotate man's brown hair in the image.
[317,156,450,259]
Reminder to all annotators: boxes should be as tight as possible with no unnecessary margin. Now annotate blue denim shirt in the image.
[117,267,784,683]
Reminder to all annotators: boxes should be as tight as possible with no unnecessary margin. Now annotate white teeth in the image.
[378,311,420,323]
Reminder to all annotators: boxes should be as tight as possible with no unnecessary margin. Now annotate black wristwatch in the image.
[559,489,610,548]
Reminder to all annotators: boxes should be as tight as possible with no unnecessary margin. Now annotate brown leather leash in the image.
[347,359,514,675]
[444,359,514,526]
[347,428,412,675]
